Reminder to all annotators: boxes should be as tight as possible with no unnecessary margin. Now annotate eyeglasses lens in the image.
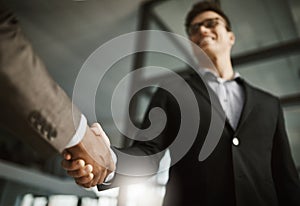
[189,18,219,35]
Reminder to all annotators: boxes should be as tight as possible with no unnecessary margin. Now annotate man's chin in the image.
[200,46,212,55]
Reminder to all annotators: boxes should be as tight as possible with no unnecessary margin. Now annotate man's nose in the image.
[199,25,210,35]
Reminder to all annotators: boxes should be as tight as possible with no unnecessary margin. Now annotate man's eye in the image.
[204,20,214,27]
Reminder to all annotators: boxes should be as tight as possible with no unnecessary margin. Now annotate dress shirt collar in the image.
[198,68,241,83]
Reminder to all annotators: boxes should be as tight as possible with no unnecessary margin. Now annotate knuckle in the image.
[79,170,88,177]
[76,175,93,184]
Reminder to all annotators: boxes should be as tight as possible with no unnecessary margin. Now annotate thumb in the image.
[90,122,111,147]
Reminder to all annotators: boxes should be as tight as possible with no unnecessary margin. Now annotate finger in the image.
[61,159,85,171]
[75,173,94,187]
[67,164,93,178]
[89,167,108,187]
[97,169,108,185]
[90,170,103,187]
[63,151,72,160]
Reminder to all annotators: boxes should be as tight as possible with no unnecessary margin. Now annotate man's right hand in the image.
[62,123,115,188]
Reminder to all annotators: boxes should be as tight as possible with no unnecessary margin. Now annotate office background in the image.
[0,0,299,205]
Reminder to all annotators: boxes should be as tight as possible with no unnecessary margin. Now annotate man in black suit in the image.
[63,1,300,205]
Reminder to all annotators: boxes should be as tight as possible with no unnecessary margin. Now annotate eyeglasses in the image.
[188,18,229,36]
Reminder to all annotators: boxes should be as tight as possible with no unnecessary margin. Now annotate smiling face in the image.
[188,11,235,59]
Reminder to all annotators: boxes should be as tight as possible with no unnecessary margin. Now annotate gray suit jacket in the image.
[0,7,81,156]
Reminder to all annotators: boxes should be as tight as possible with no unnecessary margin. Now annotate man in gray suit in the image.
[0,5,115,187]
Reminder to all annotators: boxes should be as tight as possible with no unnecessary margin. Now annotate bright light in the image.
[125,183,165,206]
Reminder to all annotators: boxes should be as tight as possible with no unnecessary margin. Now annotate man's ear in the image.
[229,32,235,45]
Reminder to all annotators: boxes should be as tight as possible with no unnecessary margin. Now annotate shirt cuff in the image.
[65,114,87,148]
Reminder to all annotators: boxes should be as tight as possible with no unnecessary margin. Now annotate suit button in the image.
[232,137,239,146]
[47,129,57,140]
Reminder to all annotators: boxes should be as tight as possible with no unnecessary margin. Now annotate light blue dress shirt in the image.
[199,68,245,130]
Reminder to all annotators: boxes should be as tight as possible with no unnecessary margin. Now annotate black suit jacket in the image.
[100,73,300,206]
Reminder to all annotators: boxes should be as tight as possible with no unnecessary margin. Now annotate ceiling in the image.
[3,0,146,93]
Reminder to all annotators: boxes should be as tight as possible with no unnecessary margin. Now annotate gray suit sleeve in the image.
[0,6,82,156]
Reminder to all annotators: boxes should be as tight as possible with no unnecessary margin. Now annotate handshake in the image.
[62,123,116,188]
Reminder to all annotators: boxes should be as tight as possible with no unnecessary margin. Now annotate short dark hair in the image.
[185,1,232,35]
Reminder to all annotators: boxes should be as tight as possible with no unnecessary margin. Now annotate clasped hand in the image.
[61,123,115,188]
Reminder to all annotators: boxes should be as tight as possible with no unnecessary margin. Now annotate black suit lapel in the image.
[188,74,233,161]
[235,79,256,133]
[188,74,226,120]
[188,74,257,134]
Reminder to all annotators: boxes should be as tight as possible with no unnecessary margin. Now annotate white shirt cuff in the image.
[65,114,87,148]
